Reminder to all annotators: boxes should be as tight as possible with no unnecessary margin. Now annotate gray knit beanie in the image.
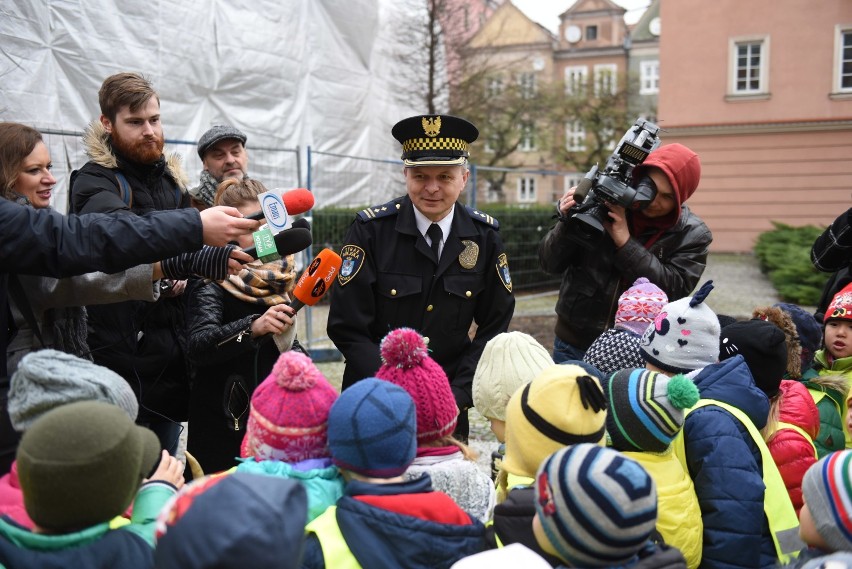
[472,332,553,421]
[9,350,138,432]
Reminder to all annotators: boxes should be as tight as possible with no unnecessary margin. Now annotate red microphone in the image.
[246,188,315,221]
[289,249,343,312]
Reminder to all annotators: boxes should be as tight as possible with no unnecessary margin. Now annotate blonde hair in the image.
[419,435,478,462]
[213,178,267,208]
[762,392,782,443]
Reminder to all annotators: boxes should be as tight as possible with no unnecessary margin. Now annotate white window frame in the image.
[728,35,770,95]
[565,121,586,152]
[564,65,588,96]
[517,72,537,99]
[486,76,504,97]
[639,60,659,95]
[834,25,852,93]
[519,122,536,152]
[563,174,583,196]
[594,63,618,96]
[518,176,536,203]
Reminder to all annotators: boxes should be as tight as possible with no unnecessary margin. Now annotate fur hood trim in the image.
[753,306,802,379]
[83,120,189,190]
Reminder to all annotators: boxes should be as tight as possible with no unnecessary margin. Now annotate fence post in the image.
[470,163,477,209]
[304,145,314,351]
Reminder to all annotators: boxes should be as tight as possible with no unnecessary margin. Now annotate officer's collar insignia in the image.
[338,245,365,287]
[422,116,441,137]
[496,253,512,293]
[459,240,479,269]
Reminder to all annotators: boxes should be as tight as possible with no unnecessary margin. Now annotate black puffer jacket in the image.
[185,279,306,474]
[69,122,192,422]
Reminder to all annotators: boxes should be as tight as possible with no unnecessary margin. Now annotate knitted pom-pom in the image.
[631,277,651,286]
[666,374,700,409]
[271,351,321,391]
[380,327,427,370]
[689,280,714,307]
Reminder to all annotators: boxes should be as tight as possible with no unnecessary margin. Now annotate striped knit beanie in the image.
[535,444,658,567]
[615,278,668,336]
[502,364,607,479]
[606,369,699,453]
[802,450,852,551]
[375,328,458,444]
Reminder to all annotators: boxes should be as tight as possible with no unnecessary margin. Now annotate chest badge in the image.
[496,253,512,293]
[459,240,479,269]
[338,245,365,286]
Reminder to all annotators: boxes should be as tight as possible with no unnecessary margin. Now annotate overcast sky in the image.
[512,0,652,32]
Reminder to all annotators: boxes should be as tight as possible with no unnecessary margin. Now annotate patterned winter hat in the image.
[375,328,458,444]
[502,364,607,479]
[472,332,553,422]
[639,281,720,374]
[9,349,139,432]
[606,368,699,453]
[327,378,417,478]
[240,351,338,463]
[774,303,823,373]
[615,278,668,336]
[719,319,787,397]
[825,283,852,324]
[802,450,852,552]
[535,444,658,567]
[583,329,645,378]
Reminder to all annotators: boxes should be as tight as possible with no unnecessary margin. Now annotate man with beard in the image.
[70,73,195,454]
[188,125,249,210]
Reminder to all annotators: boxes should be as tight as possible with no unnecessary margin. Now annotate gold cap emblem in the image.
[422,116,442,137]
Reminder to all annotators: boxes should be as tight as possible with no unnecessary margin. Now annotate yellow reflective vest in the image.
[305,506,361,569]
[673,399,803,565]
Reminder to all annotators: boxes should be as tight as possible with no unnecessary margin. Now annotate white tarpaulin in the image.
[0,0,417,210]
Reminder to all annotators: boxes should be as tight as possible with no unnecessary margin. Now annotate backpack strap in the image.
[7,275,45,348]
[114,171,132,208]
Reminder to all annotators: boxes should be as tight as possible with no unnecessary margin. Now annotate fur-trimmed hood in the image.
[83,120,189,190]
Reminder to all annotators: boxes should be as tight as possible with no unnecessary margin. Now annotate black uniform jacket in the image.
[327,196,515,410]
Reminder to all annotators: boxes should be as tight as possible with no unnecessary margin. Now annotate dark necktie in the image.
[427,223,442,261]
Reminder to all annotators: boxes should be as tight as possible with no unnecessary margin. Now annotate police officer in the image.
[327,114,515,440]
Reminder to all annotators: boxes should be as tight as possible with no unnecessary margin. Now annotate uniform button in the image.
[390,289,397,296]
[426,304,434,312]
[423,336,430,345]
[465,290,472,298]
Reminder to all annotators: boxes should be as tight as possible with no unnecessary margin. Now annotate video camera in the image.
[560,118,662,247]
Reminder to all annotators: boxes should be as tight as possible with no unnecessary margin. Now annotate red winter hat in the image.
[825,283,852,323]
[240,351,338,463]
[375,328,458,444]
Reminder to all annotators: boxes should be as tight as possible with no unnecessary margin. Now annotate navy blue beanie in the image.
[328,378,417,478]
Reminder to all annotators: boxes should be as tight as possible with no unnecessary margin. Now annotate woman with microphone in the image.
[185,178,310,475]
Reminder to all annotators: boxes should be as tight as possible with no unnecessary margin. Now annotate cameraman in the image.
[538,143,712,362]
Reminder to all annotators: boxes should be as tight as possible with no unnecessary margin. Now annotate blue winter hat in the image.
[535,444,658,567]
[327,378,417,478]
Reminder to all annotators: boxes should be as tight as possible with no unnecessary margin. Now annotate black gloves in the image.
[160,244,236,281]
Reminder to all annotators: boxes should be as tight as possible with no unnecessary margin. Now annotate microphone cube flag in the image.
[258,189,290,233]
[290,249,343,311]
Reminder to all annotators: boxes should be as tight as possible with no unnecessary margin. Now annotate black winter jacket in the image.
[69,122,192,422]
[538,205,711,350]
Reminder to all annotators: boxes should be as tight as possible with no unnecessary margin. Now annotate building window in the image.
[486,76,503,97]
[586,25,598,41]
[565,121,586,152]
[594,64,617,96]
[729,37,769,95]
[564,66,588,96]
[639,60,659,94]
[561,175,583,200]
[517,72,536,99]
[835,26,852,93]
[519,122,536,152]
[518,177,536,203]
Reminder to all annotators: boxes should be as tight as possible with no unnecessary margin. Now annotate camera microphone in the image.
[572,165,598,203]
[288,248,343,312]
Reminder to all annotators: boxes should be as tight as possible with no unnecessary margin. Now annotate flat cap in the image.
[197,125,247,159]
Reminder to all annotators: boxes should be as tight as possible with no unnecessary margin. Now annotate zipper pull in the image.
[234,417,240,431]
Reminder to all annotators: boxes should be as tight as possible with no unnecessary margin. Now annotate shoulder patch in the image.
[466,205,499,229]
[338,245,366,286]
[356,198,404,222]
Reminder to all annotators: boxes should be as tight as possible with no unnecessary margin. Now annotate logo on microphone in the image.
[259,191,289,233]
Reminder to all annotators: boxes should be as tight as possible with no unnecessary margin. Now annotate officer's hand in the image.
[604,203,630,248]
[251,304,296,337]
[557,186,578,215]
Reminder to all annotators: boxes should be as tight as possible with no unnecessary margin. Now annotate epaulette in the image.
[356,197,404,222]
[466,205,499,229]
